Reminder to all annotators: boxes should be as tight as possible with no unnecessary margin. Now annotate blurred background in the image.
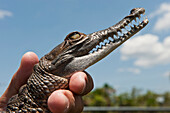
[0,0,170,112]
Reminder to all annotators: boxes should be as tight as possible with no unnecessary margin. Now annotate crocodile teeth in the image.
[138,15,141,20]
[134,18,137,22]
[89,14,148,54]
[115,32,118,37]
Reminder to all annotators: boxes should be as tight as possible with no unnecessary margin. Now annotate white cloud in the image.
[149,3,170,18]
[118,68,141,74]
[120,34,170,67]
[154,12,170,31]
[0,9,12,19]
[150,3,170,31]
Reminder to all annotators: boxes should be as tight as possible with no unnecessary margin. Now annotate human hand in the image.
[0,52,94,113]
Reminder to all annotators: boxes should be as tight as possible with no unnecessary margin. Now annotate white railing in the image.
[83,106,170,112]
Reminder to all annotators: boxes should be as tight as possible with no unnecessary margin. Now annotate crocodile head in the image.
[40,8,149,77]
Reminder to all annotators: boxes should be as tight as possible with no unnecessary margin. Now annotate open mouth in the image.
[88,8,149,54]
[66,8,149,72]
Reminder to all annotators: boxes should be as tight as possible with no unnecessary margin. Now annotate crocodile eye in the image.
[69,32,81,39]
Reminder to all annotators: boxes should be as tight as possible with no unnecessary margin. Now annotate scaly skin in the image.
[6,8,148,112]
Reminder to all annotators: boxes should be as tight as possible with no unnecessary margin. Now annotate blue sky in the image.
[0,0,170,95]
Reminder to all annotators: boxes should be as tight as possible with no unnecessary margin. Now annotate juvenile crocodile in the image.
[6,8,148,112]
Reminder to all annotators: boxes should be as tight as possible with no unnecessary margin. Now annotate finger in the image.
[0,52,39,105]
[48,90,83,113]
[12,52,39,91]
[69,71,94,95]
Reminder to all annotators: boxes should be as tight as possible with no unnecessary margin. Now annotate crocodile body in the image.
[6,8,148,112]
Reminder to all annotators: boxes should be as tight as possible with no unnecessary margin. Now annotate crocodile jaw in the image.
[63,8,149,75]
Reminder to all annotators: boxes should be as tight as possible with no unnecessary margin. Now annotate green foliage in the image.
[83,84,170,107]
[163,92,170,105]
[83,83,115,106]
